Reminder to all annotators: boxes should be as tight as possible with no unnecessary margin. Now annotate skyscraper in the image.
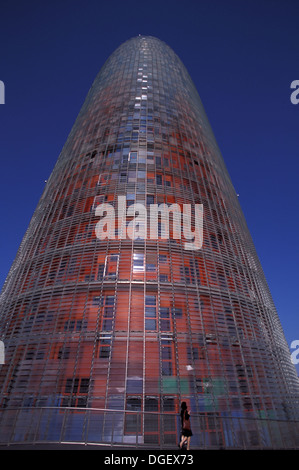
[0,36,298,449]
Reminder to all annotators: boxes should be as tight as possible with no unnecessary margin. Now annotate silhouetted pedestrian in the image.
[179,402,192,450]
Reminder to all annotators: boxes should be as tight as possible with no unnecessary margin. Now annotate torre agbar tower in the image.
[0,36,298,449]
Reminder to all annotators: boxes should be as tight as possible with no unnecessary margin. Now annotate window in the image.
[145,295,156,305]
[125,397,142,433]
[187,346,199,361]
[119,172,127,183]
[162,396,175,411]
[160,307,170,331]
[146,263,156,272]
[147,194,155,205]
[126,193,135,206]
[25,348,35,360]
[92,295,102,306]
[144,396,159,444]
[147,154,154,164]
[128,170,137,182]
[64,319,87,331]
[65,378,78,394]
[129,151,137,163]
[145,295,156,330]
[137,170,146,180]
[133,253,144,272]
[58,347,70,360]
[122,153,129,164]
[210,234,218,250]
[92,195,105,210]
[98,254,119,280]
[98,173,109,187]
[180,262,196,284]
[80,378,90,393]
[97,264,105,280]
[104,254,119,280]
[126,377,143,393]
[161,339,173,375]
[101,295,115,331]
[172,307,183,318]
[99,335,111,359]
[63,377,90,408]
[146,253,156,273]
[105,295,115,305]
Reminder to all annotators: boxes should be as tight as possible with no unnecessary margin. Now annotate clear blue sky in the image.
[0,0,298,372]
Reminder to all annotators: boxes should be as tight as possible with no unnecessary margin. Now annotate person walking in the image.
[179,402,193,450]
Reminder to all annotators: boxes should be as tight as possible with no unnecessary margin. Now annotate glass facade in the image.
[0,36,298,449]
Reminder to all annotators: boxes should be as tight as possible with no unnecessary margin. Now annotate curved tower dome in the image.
[0,36,298,449]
